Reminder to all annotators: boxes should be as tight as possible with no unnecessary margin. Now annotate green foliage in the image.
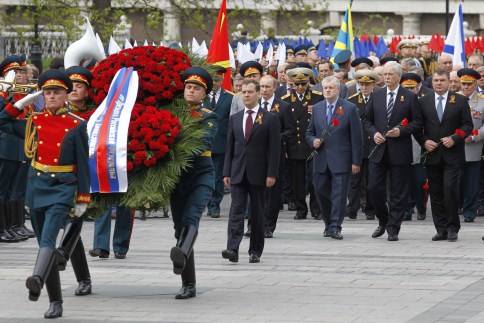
[354,14,396,36]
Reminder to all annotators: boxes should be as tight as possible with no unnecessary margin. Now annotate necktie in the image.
[245,110,254,141]
[326,104,333,124]
[387,92,394,122]
[299,94,304,101]
[437,96,444,121]
[263,101,269,111]
[364,97,368,105]
[211,91,216,108]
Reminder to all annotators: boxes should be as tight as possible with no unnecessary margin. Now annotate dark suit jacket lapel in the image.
[234,111,245,140]
[441,92,456,122]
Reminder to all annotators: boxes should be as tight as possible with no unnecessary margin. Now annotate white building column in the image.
[260,10,277,37]
[398,13,421,36]
[163,12,181,43]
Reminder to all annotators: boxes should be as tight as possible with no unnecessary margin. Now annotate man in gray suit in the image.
[306,76,363,240]
[458,68,484,222]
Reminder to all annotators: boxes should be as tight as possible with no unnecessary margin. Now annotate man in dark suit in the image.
[415,69,473,241]
[307,76,363,239]
[364,62,423,241]
[222,79,280,264]
[259,75,290,238]
[346,70,379,220]
[282,67,324,220]
[206,67,234,218]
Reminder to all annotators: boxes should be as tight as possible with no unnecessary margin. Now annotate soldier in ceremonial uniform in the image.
[54,66,93,296]
[457,68,484,222]
[169,67,218,299]
[282,67,324,219]
[0,55,36,243]
[345,70,378,220]
[0,69,90,318]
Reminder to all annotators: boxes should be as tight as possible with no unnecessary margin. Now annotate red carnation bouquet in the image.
[414,128,467,164]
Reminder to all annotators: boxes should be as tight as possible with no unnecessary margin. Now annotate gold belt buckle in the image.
[43,165,49,172]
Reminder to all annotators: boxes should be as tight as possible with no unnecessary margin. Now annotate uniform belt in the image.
[200,151,212,157]
[32,160,76,173]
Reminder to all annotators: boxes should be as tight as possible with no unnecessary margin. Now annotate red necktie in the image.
[245,110,254,141]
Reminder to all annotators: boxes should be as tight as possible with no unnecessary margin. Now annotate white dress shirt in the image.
[434,91,449,114]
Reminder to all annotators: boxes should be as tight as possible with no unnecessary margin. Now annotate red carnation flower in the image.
[331,119,339,127]
[401,118,409,127]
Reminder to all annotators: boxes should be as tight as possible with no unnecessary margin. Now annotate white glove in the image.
[13,90,43,110]
[74,203,88,217]
[0,70,15,92]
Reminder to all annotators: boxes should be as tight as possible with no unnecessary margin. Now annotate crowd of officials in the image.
[1,37,484,319]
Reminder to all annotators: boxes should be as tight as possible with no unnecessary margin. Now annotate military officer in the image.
[169,67,218,299]
[0,55,36,243]
[457,68,484,222]
[346,70,378,220]
[282,67,324,219]
[0,69,90,319]
[206,66,233,218]
[55,66,93,296]
[294,44,308,63]
[230,61,263,115]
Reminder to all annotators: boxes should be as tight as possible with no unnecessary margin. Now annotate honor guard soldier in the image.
[282,67,324,219]
[170,67,218,299]
[0,69,90,319]
[346,70,378,220]
[0,54,36,243]
[54,65,93,296]
[457,68,484,222]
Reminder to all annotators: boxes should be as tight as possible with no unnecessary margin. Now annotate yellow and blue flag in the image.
[330,1,354,62]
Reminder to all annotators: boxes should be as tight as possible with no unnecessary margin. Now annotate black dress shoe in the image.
[372,226,386,238]
[207,211,213,216]
[464,218,475,223]
[294,214,307,220]
[314,214,324,220]
[88,248,109,258]
[249,254,260,263]
[331,231,343,240]
[264,231,273,238]
[417,213,426,220]
[432,232,447,241]
[323,229,331,237]
[44,300,63,319]
[365,213,376,220]
[221,249,238,263]
[0,229,20,243]
[244,229,251,237]
[288,202,297,211]
[403,214,412,221]
[387,234,399,241]
[114,252,126,259]
[175,283,196,299]
[75,280,92,296]
[211,213,220,218]
[347,213,357,219]
[447,232,458,241]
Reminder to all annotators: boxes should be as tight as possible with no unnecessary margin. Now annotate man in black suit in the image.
[259,75,290,238]
[364,62,423,241]
[222,79,281,263]
[206,67,234,218]
[415,69,473,241]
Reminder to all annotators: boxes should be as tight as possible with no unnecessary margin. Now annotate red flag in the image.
[428,34,438,52]
[207,0,232,91]
[465,38,472,55]
[479,36,484,52]
[389,36,399,53]
[373,34,378,45]
[438,34,445,53]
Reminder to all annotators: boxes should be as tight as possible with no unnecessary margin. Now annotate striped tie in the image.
[387,92,394,122]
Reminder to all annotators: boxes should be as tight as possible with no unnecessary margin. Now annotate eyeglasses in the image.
[294,82,308,87]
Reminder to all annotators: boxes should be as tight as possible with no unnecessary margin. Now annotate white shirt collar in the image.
[435,91,449,102]
[387,85,400,96]
[261,95,275,108]
[244,105,260,115]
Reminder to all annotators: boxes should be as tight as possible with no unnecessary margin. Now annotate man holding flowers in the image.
[306,75,362,240]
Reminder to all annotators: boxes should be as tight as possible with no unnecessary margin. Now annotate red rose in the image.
[127,161,134,171]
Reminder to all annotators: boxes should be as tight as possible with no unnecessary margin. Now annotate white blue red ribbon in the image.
[87,67,139,193]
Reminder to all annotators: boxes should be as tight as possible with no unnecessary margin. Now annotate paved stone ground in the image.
[2,196,484,322]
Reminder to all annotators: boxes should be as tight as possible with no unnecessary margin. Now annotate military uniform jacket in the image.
[464,92,484,162]
[175,106,218,193]
[282,89,324,160]
[0,103,90,208]
[348,92,372,158]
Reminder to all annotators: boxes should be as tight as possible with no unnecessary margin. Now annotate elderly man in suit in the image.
[222,79,280,263]
[306,76,363,239]
[364,62,423,241]
[415,69,473,241]
[259,75,290,237]
[456,68,484,223]
[206,67,234,218]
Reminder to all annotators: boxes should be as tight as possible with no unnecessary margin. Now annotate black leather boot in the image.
[71,235,92,296]
[56,220,82,271]
[5,201,27,241]
[15,200,35,238]
[170,225,198,275]
[175,251,196,299]
[10,200,32,239]
[0,202,19,243]
[26,247,56,301]
[44,262,63,318]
